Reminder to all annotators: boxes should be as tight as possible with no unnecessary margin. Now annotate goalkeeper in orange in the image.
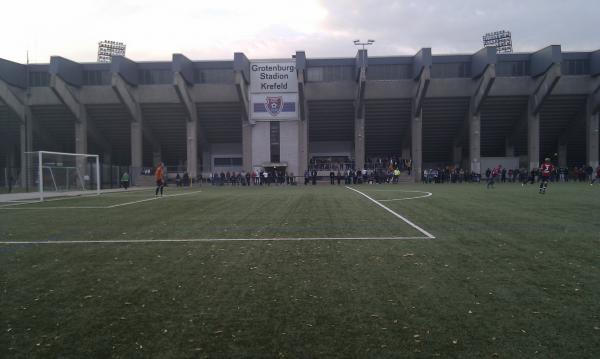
[155,162,165,197]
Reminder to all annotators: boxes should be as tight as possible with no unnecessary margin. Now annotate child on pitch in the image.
[539,158,555,194]
[155,162,165,197]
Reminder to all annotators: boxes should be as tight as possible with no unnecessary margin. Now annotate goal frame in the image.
[33,151,100,201]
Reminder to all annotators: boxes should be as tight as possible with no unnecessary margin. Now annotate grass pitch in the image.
[1,183,599,358]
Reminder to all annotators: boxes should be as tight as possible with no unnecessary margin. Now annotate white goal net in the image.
[24,151,100,201]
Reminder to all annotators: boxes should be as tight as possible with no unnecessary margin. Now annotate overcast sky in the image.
[2,0,599,63]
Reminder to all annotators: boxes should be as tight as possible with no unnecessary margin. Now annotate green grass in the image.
[1,183,599,358]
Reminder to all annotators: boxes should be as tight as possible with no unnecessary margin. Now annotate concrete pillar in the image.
[586,100,599,168]
[469,112,481,174]
[131,120,143,171]
[558,143,568,168]
[505,137,515,157]
[280,121,300,176]
[242,120,253,172]
[297,117,308,175]
[186,119,198,179]
[20,113,33,189]
[411,109,423,181]
[528,109,540,171]
[75,106,88,155]
[354,106,365,170]
[74,109,88,186]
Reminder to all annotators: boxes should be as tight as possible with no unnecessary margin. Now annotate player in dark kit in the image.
[539,158,555,194]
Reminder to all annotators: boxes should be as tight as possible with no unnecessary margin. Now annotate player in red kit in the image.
[487,165,501,189]
[539,158,555,194]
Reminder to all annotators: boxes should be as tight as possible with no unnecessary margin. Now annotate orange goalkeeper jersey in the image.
[155,166,164,180]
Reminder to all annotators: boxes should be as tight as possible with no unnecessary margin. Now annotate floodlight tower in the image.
[353,39,375,65]
[97,40,126,63]
[353,39,375,50]
[482,30,513,53]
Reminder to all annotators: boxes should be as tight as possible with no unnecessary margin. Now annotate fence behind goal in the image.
[22,151,100,202]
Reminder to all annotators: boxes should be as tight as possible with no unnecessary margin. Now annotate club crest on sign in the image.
[265,96,283,116]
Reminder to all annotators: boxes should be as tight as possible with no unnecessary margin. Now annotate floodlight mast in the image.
[482,30,513,53]
[353,39,375,69]
[353,39,375,50]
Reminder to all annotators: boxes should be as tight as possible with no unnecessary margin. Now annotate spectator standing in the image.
[591,166,600,185]
[121,172,130,190]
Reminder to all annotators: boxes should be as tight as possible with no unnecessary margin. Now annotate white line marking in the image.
[106,190,202,208]
[0,206,108,210]
[0,187,152,208]
[0,190,202,210]
[377,191,432,202]
[0,236,432,245]
[369,189,430,192]
[345,186,436,239]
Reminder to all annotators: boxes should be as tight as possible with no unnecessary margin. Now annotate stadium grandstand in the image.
[1,45,599,189]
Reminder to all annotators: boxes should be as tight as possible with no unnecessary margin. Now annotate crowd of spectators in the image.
[508,165,597,184]
[141,159,599,187]
[308,156,354,171]
[209,170,296,186]
[304,156,413,185]
[365,156,412,174]
[421,164,599,184]
[421,166,480,183]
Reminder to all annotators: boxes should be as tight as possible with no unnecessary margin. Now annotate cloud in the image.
[315,0,600,54]
[0,0,598,63]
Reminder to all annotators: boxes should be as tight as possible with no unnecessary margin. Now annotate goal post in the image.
[26,151,100,201]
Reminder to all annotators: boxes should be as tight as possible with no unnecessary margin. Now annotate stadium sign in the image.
[249,60,298,121]
[250,61,297,93]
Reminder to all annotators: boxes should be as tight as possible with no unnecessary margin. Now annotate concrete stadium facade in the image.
[0,45,599,185]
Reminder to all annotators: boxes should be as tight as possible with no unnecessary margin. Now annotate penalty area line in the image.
[0,190,203,210]
[106,190,203,208]
[0,236,433,245]
[378,191,432,202]
[345,186,436,239]
[0,187,154,208]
